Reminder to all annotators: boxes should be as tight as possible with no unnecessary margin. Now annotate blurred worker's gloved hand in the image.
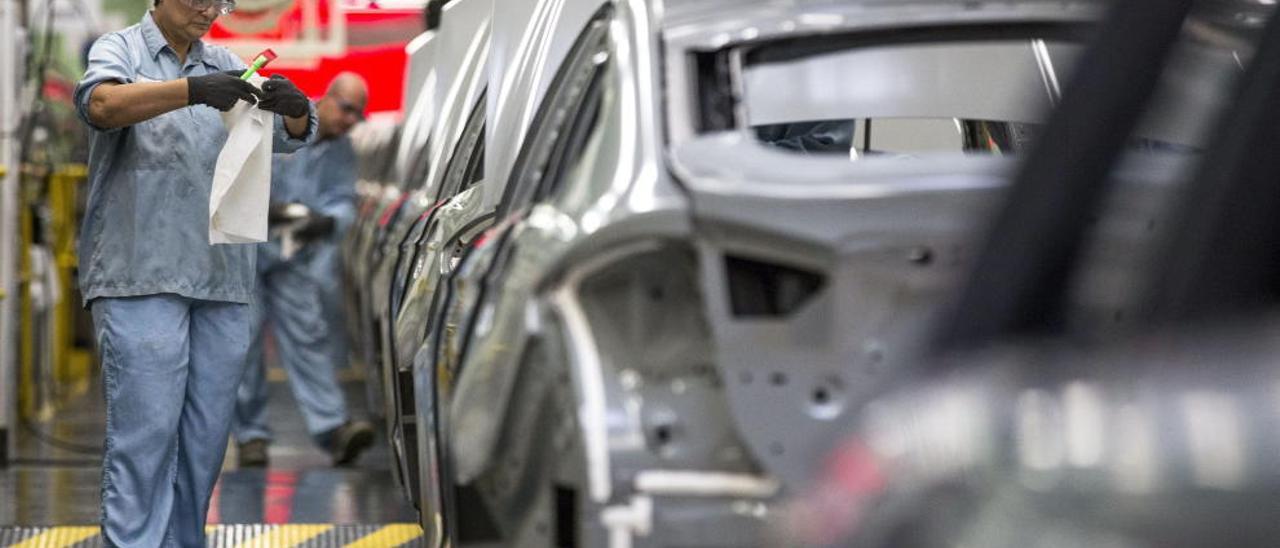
[267,202,294,225]
[258,75,311,118]
[188,70,261,111]
[295,214,336,244]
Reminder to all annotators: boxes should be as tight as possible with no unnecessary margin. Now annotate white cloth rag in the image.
[209,76,273,244]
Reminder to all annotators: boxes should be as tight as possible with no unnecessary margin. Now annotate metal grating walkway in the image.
[0,524,424,547]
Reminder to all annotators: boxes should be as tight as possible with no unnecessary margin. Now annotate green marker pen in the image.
[240,49,278,80]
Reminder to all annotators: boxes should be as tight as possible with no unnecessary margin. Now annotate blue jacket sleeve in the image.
[273,101,319,152]
[315,137,358,236]
[75,34,134,132]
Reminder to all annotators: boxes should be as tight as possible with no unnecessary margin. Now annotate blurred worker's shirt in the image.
[271,135,357,235]
[260,135,357,271]
[73,12,318,306]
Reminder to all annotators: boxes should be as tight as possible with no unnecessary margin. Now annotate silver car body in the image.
[367,0,491,410]
[396,28,441,192]
[396,0,1098,546]
[370,0,494,505]
[345,121,402,416]
[483,0,608,207]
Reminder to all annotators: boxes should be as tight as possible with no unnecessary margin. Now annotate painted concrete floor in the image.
[0,363,418,528]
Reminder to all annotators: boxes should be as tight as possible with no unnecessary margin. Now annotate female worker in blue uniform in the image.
[74,0,316,542]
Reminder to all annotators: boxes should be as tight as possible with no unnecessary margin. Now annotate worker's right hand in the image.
[294,214,336,243]
[268,203,292,225]
[187,70,262,111]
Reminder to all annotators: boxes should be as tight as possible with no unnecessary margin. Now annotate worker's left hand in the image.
[258,75,311,118]
[295,214,336,243]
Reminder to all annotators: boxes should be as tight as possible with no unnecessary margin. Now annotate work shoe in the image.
[327,420,376,466]
[238,439,270,468]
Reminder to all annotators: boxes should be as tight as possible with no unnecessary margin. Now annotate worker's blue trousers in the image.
[311,243,352,389]
[234,246,348,445]
[92,295,251,547]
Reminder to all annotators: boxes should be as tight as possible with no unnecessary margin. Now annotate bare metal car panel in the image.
[450,0,1083,480]
[420,1,491,197]
[372,0,492,350]
[675,148,1010,489]
[447,1,677,487]
[369,0,492,408]
[782,0,1267,541]
[414,214,524,545]
[387,108,488,520]
[781,157,1248,546]
[662,0,1099,146]
[345,123,401,369]
[395,187,488,374]
[370,0,496,512]
[397,29,440,185]
[484,0,608,209]
[674,139,1199,491]
[381,0,1108,545]
[369,191,425,367]
[392,183,491,540]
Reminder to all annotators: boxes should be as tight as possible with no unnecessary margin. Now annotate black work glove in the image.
[258,74,311,118]
[295,214,336,243]
[187,70,261,111]
[267,203,293,225]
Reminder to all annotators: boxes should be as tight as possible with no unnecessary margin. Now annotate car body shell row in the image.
[332,0,1155,545]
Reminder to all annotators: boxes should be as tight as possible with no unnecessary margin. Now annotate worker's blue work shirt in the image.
[270,135,357,235]
[259,135,357,271]
[74,11,318,306]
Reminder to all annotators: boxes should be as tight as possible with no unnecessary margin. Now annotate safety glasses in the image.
[334,97,366,121]
[181,0,235,15]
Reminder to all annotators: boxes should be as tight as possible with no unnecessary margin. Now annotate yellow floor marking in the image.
[9,526,99,548]
[344,524,424,548]
[233,524,334,548]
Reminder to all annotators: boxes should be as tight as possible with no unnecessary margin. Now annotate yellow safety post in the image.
[17,164,40,421]
[48,165,89,396]
[14,162,93,421]
[16,163,93,422]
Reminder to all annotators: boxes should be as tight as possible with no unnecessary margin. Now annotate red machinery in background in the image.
[206,0,425,115]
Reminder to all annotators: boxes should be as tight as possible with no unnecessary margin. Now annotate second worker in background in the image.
[233,72,375,467]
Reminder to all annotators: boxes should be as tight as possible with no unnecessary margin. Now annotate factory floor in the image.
[0,358,422,547]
